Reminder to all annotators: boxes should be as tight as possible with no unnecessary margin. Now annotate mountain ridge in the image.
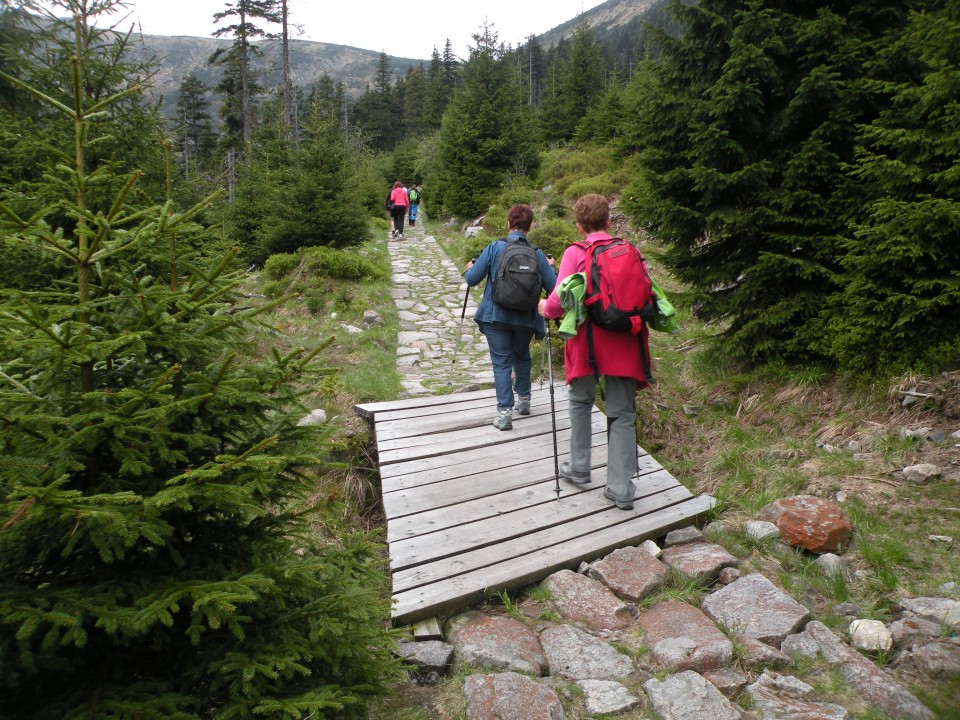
[129,0,664,115]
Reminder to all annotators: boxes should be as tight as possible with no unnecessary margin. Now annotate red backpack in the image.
[576,237,657,384]
[577,238,656,333]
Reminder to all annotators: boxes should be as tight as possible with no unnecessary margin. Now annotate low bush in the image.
[303,246,387,281]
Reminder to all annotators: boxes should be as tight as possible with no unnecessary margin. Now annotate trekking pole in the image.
[452,265,473,365]
[546,321,561,501]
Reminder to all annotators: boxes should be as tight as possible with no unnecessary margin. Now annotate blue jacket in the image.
[463,231,557,338]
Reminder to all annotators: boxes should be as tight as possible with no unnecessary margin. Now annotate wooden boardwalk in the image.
[355,386,715,626]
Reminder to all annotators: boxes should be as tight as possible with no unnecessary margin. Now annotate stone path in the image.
[387,222,493,396]
[398,525,950,720]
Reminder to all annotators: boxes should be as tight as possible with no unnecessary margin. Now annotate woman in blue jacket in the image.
[463,204,556,430]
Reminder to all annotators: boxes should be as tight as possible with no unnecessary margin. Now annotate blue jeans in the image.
[409,203,418,222]
[480,321,534,410]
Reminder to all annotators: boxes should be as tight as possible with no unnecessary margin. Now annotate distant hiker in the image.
[388,181,409,238]
[463,204,557,430]
[408,184,421,226]
[538,194,654,510]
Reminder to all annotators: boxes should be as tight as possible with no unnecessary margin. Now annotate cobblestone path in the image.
[388,222,493,397]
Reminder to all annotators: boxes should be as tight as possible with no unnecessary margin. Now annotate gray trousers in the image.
[568,374,638,503]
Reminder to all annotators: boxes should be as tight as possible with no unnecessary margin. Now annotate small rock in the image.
[296,408,328,426]
[639,539,662,557]
[849,619,893,653]
[717,567,742,585]
[834,602,863,617]
[928,535,954,545]
[664,526,703,546]
[745,520,780,542]
[362,309,383,325]
[578,679,640,715]
[816,553,847,579]
[902,463,942,483]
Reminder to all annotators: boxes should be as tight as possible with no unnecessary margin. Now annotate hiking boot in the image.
[492,408,512,430]
[516,394,531,415]
[604,486,634,510]
[410,219,415,226]
[559,461,591,484]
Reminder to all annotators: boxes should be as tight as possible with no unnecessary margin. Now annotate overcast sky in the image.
[106,0,606,60]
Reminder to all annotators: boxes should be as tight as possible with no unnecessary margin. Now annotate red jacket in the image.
[390,187,409,208]
[542,232,650,387]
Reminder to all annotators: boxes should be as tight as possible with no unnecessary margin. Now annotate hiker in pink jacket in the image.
[388,181,409,238]
[539,194,650,510]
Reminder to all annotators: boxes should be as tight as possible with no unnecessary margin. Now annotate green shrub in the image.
[495,180,536,209]
[263,251,302,280]
[538,147,614,187]
[528,218,579,260]
[461,233,495,266]
[545,196,569,219]
[302,246,387,280]
[262,278,289,298]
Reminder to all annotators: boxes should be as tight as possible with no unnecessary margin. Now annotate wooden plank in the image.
[390,471,692,592]
[385,451,662,544]
[389,469,681,574]
[380,416,616,494]
[375,407,582,454]
[373,393,568,441]
[390,494,716,624]
[383,448,663,522]
[377,414,609,481]
[412,617,443,641]
[373,385,569,424]
[355,387,497,419]
[375,412,590,465]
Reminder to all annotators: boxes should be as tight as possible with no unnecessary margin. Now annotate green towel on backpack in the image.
[556,272,587,339]
[648,276,679,333]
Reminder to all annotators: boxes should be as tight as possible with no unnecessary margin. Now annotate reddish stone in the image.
[758,495,853,554]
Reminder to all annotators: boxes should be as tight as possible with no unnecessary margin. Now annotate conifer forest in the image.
[0,0,957,717]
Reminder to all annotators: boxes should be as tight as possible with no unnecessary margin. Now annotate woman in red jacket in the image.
[538,194,649,510]
[388,181,409,239]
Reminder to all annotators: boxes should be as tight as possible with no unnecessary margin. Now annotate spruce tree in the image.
[622,0,917,362]
[175,73,217,177]
[814,1,960,368]
[351,52,401,150]
[210,0,279,152]
[0,2,398,717]
[423,47,447,129]
[402,64,427,137]
[434,24,538,217]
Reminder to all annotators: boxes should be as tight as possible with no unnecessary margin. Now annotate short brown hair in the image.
[572,194,609,233]
[507,204,534,232]
[392,181,403,189]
